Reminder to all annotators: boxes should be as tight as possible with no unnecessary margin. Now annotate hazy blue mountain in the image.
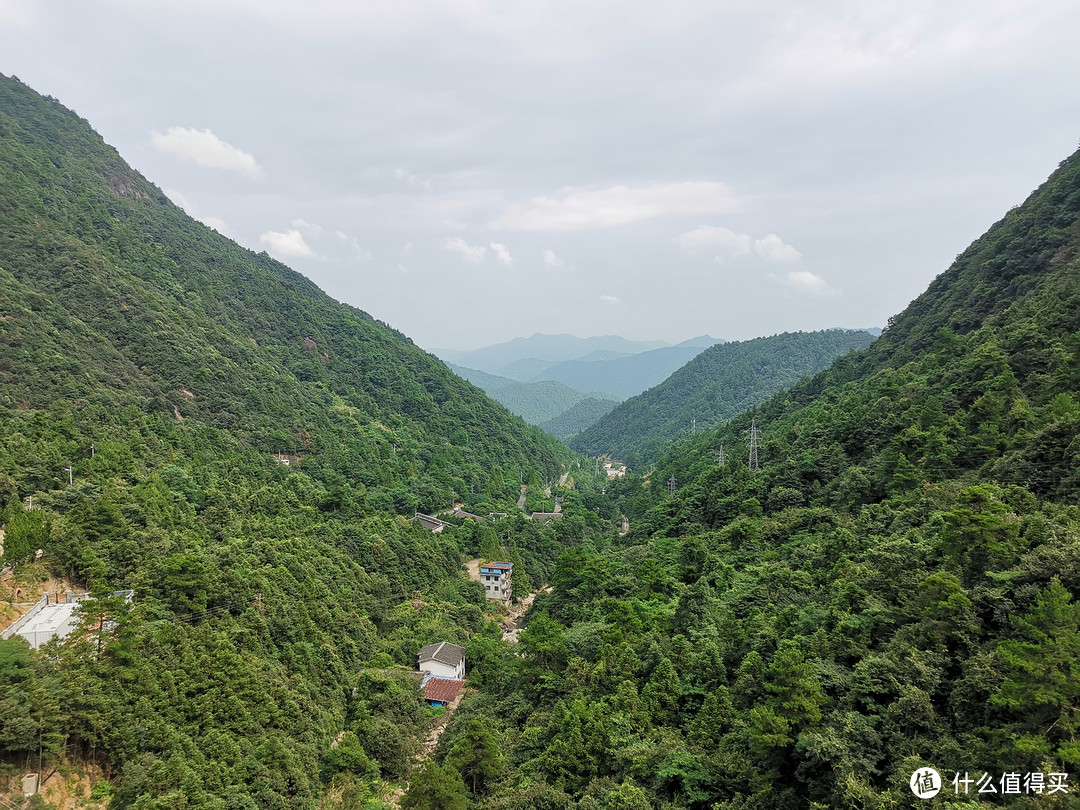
[444,361,599,424]
[493,357,562,381]
[675,334,727,348]
[433,333,670,372]
[529,339,727,401]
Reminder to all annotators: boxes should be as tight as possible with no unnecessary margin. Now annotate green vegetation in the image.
[531,343,722,402]
[445,363,606,427]
[0,73,591,807]
[420,148,1080,808]
[4,67,1080,810]
[539,398,619,442]
[571,330,877,467]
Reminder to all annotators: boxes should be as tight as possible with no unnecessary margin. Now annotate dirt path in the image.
[388,560,547,806]
[384,688,466,808]
[517,484,527,510]
[465,557,481,580]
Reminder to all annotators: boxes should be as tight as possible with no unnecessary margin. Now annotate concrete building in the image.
[1,591,134,650]
[479,562,513,603]
[418,640,466,680]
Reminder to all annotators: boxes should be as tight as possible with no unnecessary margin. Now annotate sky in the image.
[2,0,1079,351]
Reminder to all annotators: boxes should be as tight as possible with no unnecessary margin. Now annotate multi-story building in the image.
[479,561,512,603]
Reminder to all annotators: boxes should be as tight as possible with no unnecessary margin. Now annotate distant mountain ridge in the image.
[571,329,877,464]
[528,340,726,401]
[444,361,615,425]
[434,333,672,372]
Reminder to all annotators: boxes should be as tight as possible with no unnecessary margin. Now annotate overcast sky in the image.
[2,1,1078,351]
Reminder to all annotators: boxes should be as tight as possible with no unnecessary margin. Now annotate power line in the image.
[748,419,761,471]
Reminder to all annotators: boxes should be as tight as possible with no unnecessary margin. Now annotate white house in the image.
[418,641,466,680]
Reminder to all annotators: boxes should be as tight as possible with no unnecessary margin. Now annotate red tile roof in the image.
[423,677,464,703]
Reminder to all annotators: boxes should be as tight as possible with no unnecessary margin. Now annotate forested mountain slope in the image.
[530,341,724,402]
[444,149,1080,809]
[0,74,582,807]
[0,74,569,511]
[570,329,877,466]
[444,362,614,427]
[538,397,619,441]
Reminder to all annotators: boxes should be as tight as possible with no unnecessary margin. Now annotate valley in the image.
[2,69,1080,810]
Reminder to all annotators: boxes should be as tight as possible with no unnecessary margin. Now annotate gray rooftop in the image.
[418,640,466,668]
[1,596,81,650]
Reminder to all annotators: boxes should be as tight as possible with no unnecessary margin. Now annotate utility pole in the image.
[90,443,95,458]
[691,418,697,434]
[594,457,600,476]
[748,419,761,471]
[25,495,32,511]
[717,445,726,467]
[66,465,73,485]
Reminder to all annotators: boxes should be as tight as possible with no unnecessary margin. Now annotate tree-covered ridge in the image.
[417,149,1080,809]
[538,398,619,442]
[571,330,877,467]
[0,72,594,807]
[444,363,612,428]
[0,73,572,512]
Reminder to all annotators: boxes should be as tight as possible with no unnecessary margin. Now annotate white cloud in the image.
[491,181,741,231]
[395,167,432,190]
[489,242,513,267]
[260,229,315,260]
[673,225,751,256]
[334,230,373,261]
[164,188,230,234]
[776,270,840,297]
[730,0,1077,95]
[164,188,194,212]
[754,234,802,263]
[542,249,566,269]
[401,242,415,256]
[200,217,230,234]
[292,218,323,235]
[151,127,262,178]
[443,236,487,263]
[397,264,410,274]
[138,0,718,63]
[599,294,621,305]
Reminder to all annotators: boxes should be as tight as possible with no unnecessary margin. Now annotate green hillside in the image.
[0,74,585,807]
[435,150,1080,808]
[530,342,722,401]
[571,330,877,466]
[538,397,619,441]
[445,362,602,425]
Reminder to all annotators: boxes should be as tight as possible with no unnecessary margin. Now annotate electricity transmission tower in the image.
[667,475,678,494]
[717,445,726,467]
[748,419,761,471]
